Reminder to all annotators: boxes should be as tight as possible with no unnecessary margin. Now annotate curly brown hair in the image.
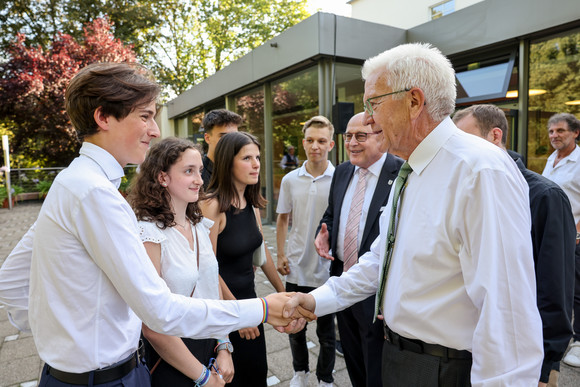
[128,137,203,228]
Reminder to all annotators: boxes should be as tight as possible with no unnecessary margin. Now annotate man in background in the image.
[541,113,580,371]
[314,112,402,387]
[454,104,575,387]
[201,109,242,188]
[277,116,336,387]
[280,145,299,171]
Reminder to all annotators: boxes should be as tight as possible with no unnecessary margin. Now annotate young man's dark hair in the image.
[201,109,243,188]
[202,109,242,133]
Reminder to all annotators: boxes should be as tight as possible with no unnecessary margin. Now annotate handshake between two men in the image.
[262,292,317,334]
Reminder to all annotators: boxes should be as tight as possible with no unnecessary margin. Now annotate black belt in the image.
[48,352,137,385]
[384,325,472,361]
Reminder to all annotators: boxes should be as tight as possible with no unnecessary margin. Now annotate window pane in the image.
[235,87,266,213]
[335,62,364,162]
[457,62,511,98]
[527,30,580,173]
[431,0,455,20]
[272,67,319,207]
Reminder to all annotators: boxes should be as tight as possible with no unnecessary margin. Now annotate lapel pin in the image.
[388,179,393,185]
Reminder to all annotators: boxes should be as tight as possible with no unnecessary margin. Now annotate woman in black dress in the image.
[201,132,285,387]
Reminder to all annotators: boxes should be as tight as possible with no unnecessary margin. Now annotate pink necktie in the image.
[343,168,369,272]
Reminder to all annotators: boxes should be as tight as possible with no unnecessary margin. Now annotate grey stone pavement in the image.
[1,201,580,386]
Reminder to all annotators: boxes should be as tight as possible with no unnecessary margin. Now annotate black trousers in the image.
[336,295,384,387]
[573,243,580,342]
[381,340,472,386]
[286,282,336,383]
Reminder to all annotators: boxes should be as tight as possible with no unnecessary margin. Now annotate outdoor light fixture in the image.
[505,89,547,98]
[565,100,580,105]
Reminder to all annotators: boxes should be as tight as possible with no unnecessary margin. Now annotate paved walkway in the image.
[0,202,348,387]
[1,201,580,386]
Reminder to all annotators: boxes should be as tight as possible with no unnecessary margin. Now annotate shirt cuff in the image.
[310,285,337,317]
[6,309,31,332]
[237,299,265,327]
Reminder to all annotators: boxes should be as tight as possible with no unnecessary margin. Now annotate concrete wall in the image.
[408,0,580,55]
[350,0,482,29]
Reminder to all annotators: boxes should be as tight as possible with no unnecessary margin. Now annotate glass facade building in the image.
[166,0,580,221]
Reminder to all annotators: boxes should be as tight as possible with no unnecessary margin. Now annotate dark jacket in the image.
[317,153,403,277]
[512,153,575,382]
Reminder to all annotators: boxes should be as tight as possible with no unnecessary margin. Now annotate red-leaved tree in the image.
[0,18,137,166]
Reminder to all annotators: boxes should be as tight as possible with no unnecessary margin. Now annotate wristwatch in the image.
[576,232,580,241]
[216,341,234,354]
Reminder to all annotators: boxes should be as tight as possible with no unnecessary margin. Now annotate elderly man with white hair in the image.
[284,43,543,386]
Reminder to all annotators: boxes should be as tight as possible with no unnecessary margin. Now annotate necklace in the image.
[175,219,194,250]
[175,219,190,229]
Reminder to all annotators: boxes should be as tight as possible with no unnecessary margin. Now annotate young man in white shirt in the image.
[0,62,309,387]
[276,116,336,387]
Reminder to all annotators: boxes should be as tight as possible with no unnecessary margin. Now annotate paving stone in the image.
[0,355,41,387]
[0,336,38,362]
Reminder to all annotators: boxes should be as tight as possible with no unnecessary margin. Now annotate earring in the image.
[161,182,167,187]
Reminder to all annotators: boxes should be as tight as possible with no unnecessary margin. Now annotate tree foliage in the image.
[0,0,311,166]
[0,0,160,58]
[0,18,137,166]
[146,0,309,98]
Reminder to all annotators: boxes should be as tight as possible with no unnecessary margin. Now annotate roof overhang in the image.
[166,12,405,119]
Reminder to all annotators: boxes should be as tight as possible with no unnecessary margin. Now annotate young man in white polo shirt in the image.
[276,116,336,387]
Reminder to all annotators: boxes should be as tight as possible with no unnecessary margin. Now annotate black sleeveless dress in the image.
[217,204,267,387]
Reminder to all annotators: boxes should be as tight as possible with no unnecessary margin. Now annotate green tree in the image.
[140,0,310,98]
[0,1,160,60]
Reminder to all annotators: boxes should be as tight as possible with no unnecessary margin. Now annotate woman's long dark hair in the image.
[205,131,267,213]
[128,137,203,228]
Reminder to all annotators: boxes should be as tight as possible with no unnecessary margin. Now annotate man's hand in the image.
[238,326,260,340]
[271,292,317,334]
[277,254,290,275]
[264,292,316,331]
[315,223,333,260]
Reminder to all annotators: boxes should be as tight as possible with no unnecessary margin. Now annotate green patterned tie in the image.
[374,161,413,321]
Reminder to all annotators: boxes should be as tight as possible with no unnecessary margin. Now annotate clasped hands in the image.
[263,292,317,334]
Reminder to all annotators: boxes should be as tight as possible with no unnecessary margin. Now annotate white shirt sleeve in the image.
[276,174,292,214]
[311,232,382,317]
[0,223,35,332]
[455,168,542,386]
[75,187,264,338]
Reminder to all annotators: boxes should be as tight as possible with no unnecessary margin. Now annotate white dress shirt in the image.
[311,117,543,386]
[336,153,386,261]
[3,143,263,373]
[0,223,35,331]
[276,161,334,287]
[542,145,580,223]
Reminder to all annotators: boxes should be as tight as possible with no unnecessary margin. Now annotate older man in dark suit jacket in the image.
[315,112,403,387]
